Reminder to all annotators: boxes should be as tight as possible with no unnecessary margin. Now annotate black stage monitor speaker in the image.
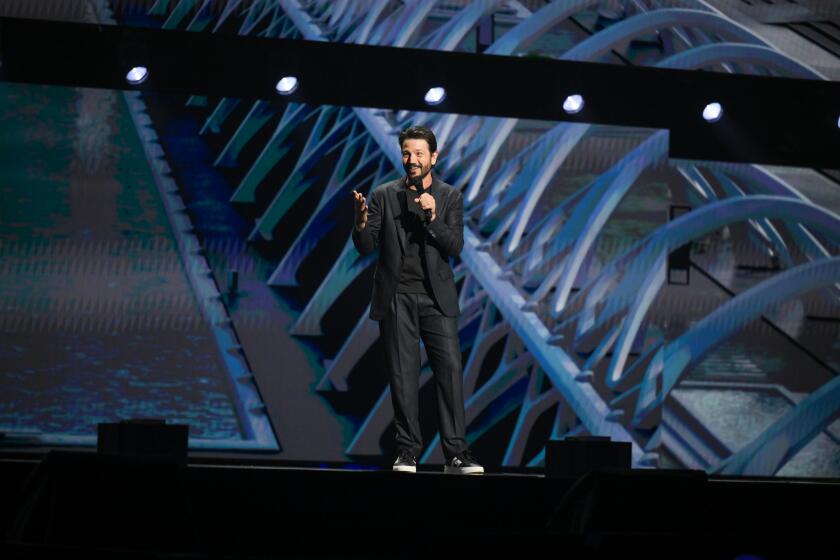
[97,419,188,465]
[545,436,632,478]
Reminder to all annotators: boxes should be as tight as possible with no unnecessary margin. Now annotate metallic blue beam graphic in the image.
[184,0,217,32]
[214,100,280,168]
[209,0,244,33]
[639,254,840,413]
[285,163,396,336]
[510,132,664,306]
[426,0,500,51]
[604,251,668,390]
[574,196,840,348]
[349,0,389,44]
[229,103,315,202]
[706,163,840,262]
[708,168,794,268]
[467,10,810,261]
[484,0,602,56]
[383,1,439,48]
[249,107,356,240]
[161,0,198,29]
[289,238,376,336]
[639,258,840,475]
[463,307,510,396]
[461,229,645,463]
[549,130,670,316]
[657,42,825,79]
[503,369,563,466]
[267,139,386,286]
[503,124,590,257]
[711,371,840,476]
[200,98,240,135]
[563,9,763,62]
[316,303,378,392]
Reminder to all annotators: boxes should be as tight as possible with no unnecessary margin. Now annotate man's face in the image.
[402,138,438,181]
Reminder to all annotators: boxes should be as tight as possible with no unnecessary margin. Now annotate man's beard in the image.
[405,163,432,186]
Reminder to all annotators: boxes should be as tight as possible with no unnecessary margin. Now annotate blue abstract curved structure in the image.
[101,0,840,475]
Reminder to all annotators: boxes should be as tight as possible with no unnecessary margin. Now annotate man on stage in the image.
[351,126,483,475]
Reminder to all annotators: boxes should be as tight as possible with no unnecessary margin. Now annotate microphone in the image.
[409,169,432,223]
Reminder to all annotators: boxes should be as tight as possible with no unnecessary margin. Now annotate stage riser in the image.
[2,454,837,559]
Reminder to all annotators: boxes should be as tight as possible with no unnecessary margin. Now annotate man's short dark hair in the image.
[399,126,437,154]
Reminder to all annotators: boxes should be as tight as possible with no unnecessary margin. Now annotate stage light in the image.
[702,102,723,123]
[563,94,584,114]
[125,66,148,85]
[424,86,446,105]
[837,114,840,128]
[275,76,299,95]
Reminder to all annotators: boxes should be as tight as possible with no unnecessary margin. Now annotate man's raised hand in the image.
[352,190,368,230]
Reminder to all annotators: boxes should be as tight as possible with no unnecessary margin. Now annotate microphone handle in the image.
[411,173,432,222]
[420,181,432,222]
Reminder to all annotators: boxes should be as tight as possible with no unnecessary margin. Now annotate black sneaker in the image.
[444,451,484,475]
[393,450,417,473]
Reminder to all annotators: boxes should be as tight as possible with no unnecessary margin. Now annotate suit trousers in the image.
[379,291,468,461]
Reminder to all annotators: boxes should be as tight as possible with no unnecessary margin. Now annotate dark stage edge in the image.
[2,452,838,560]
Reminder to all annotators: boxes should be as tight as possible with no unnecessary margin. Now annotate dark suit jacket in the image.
[352,175,464,321]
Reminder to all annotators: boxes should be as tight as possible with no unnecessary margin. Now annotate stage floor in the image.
[2,451,838,559]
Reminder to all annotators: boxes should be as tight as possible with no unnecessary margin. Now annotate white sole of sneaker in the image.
[393,465,417,473]
[444,466,484,475]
